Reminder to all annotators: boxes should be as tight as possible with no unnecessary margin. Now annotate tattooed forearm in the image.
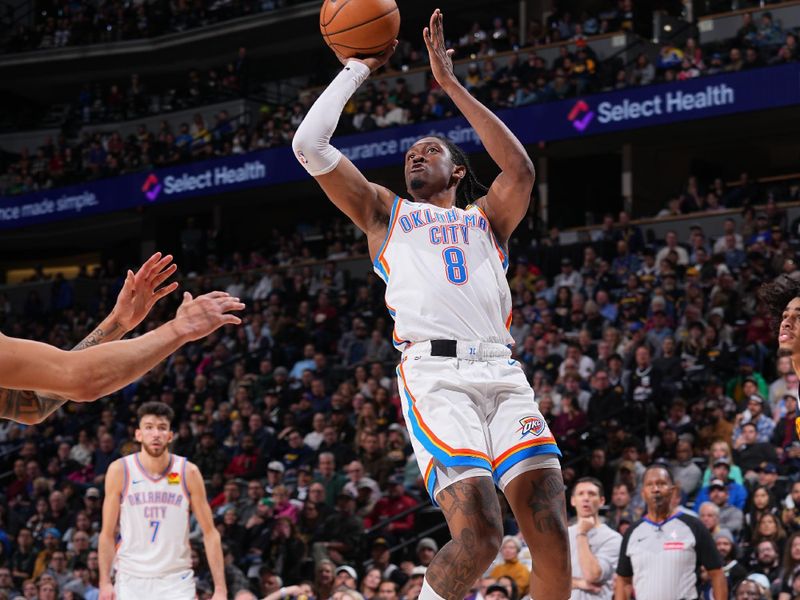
[73,321,122,350]
[0,388,66,425]
[0,319,124,424]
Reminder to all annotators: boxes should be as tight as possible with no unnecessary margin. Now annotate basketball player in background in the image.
[0,252,244,424]
[98,401,226,600]
[760,274,800,440]
[292,9,569,600]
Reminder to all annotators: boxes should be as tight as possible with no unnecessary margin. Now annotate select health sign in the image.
[1,63,799,230]
[0,154,278,230]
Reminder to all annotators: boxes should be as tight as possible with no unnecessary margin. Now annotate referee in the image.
[614,465,727,600]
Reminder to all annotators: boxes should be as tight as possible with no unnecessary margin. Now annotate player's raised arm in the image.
[422,9,534,245]
[291,45,398,239]
[0,291,244,403]
[98,460,124,600]
[186,461,227,600]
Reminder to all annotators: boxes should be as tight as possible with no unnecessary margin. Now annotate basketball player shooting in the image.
[293,9,570,600]
[0,252,244,424]
[760,275,800,440]
[98,401,226,600]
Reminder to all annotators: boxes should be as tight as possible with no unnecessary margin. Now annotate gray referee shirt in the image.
[616,512,722,600]
[569,523,622,600]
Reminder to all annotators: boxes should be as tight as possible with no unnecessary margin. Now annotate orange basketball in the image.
[320,0,400,58]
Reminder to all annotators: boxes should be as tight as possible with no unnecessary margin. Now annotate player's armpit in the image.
[314,156,396,240]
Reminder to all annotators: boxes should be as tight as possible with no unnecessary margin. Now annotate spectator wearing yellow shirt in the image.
[490,536,530,596]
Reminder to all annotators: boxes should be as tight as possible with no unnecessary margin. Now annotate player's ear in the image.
[452,164,466,182]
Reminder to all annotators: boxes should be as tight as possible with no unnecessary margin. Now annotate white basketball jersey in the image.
[116,453,192,578]
[373,197,513,349]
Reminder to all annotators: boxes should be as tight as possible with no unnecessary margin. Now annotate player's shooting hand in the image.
[333,40,398,73]
[173,291,245,342]
[114,252,179,331]
[423,9,457,89]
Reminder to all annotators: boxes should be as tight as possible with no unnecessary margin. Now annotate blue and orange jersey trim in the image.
[397,361,492,470]
[372,195,403,284]
[424,459,438,504]
[505,309,513,331]
[392,328,411,350]
[468,204,509,271]
[492,438,562,483]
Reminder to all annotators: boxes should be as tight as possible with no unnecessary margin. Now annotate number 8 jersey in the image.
[116,453,192,578]
[373,197,514,350]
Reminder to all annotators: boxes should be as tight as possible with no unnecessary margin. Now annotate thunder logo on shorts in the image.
[516,416,546,439]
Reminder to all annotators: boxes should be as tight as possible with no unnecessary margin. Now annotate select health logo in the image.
[567,100,594,132]
[141,173,162,201]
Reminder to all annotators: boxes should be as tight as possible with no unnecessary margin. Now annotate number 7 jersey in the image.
[116,453,192,578]
[373,197,514,350]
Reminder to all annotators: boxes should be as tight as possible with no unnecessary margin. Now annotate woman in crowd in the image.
[359,566,382,600]
[702,440,744,485]
[745,486,781,541]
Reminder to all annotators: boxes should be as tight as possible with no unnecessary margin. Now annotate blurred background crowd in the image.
[2,3,798,199]
[1,195,800,599]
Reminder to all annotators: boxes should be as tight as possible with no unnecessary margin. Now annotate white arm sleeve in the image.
[292,60,371,176]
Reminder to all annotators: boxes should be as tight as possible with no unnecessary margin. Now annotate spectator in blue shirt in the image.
[695,457,748,511]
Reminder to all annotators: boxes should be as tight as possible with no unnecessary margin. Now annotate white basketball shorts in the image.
[397,340,562,504]
[114,569,196,600]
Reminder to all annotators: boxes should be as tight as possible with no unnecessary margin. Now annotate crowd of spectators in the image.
[2,4,799,199]
[653,173,800,220]
[1,191,800,599]
[2,0,304,54]
[623,11,800,90]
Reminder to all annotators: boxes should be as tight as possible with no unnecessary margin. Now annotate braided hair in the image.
[758,273,800,334]
[431,136,488,209]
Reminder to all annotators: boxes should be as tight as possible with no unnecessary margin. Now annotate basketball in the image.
[320,0,400,58]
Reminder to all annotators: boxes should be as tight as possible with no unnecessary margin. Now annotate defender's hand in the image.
[173,292,244,342]
[114,252,179,331]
